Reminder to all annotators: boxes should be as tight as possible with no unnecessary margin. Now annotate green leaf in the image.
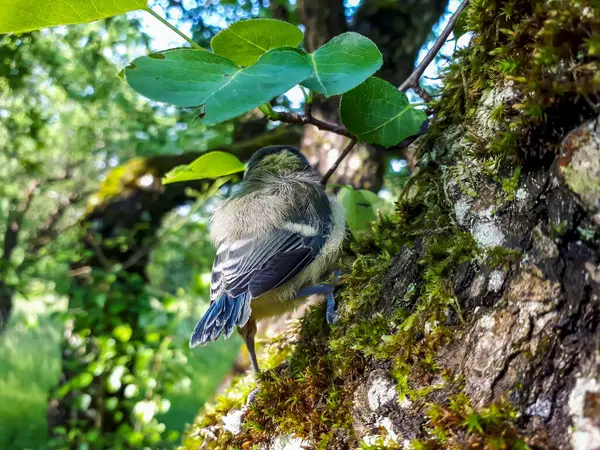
[162,151,245,185]
[106,397,119,411]
[71,372,94,389]
[340,77,427,147]
[75,393,92,411]
[338,185,381,233]
[125,47,312,125]
[211,19,303,66]
[0,0,147,34]
[113,324,133,343]
[302,32,382,97]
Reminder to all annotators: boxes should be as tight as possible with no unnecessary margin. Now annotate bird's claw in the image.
[326,291,338,325]
[244,387,260,409]
[326,308,339,325]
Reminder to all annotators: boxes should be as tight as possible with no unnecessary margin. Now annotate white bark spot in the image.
[367,375,397,411]
[526,398,552,419]
[472,221,505,248]
[488,270,506,293]
[375,416,399,442]
[568,377,600,450]
[268,435,312,450]
[454,198,471,226]
[222,409,244,435]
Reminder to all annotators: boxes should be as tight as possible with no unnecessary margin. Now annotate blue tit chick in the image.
[189,145,346,373]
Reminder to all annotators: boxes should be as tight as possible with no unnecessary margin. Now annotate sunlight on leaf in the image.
[338,185,382,233]
[211,19,303,66]
[125,48,312,124]
[0,0,147,34]
[302,32,382,97]
[162,152,245,185]
[340,77,427,147]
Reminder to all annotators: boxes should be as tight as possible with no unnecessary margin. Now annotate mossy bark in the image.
[183,1,600,449]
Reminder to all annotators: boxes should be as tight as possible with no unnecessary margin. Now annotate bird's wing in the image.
[210,227,327,302]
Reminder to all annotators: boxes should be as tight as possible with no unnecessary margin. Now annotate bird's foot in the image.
[296,284,339,324]
[244,387,260,409]
[326,291,338,324]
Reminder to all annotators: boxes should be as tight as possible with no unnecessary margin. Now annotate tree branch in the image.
[2,180,40,262]
[276,111,356,140]
[28,192,86,255]
[321,140,358,185]
[398,0,470,93]
[84,231,112,270]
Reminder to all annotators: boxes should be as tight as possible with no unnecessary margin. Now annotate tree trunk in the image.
[0,180,39,332]
[182,1,600,449]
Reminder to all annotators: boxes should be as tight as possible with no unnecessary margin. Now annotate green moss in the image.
[431,0,600,161]
[487,245,522,269]
[549,219,568,239]
[413,394,530,449]
[501,166,521,201]
[87,158,154,210]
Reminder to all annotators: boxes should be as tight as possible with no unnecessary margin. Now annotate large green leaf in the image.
[338,185,381,233]
[340,77,427,147]
[125,47,312,125]
[302,32,382,97]
[211,19,303,66]
[0,0,147,34]
[162,151,245,185]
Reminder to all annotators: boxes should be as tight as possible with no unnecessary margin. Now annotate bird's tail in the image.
[189,293,251,348]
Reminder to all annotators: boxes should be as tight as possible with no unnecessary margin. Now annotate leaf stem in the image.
[144,7,203,50]
[321,140,357,185]
[258,103,279,120]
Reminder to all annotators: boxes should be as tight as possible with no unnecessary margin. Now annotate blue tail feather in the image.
[189,293,251,348]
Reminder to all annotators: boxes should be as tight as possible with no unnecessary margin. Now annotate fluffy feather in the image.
[189,147,346,348]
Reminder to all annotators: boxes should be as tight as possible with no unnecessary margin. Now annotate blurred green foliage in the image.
[0,300,62,450]
[0,10,239,450]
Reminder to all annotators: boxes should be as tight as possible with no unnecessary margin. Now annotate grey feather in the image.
[190,147,340,347]
[189,293,251,347]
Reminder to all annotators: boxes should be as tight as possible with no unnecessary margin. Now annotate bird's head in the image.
[244,146,312,180]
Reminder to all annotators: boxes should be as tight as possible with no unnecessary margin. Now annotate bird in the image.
[189,145,346,373]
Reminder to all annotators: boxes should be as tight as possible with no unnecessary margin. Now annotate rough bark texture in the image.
[182,1,600,449]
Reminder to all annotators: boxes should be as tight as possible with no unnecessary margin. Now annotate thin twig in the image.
[321,140,358,185]
[398,0,470,92]
[276,111,356,140]
[85,230,111,270]
[412,85,433,102]
[144,7,203,50]
[272,1,472,183]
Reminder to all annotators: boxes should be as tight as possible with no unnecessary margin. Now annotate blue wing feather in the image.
[190,292,251,347]
[191,186,332,348]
